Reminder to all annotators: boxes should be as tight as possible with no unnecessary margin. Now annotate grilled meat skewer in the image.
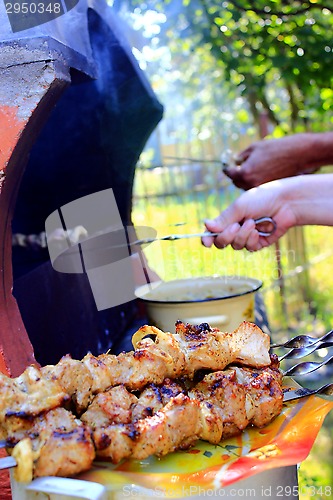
[0,321,281,481]
[4,408,95,482]
[82,358,283,463]
[2,357,282,478]
[41,321,271,413]
[0,322,270,419]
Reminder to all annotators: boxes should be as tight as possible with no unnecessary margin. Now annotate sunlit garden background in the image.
[112,1,333,497]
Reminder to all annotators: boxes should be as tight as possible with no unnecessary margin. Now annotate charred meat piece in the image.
[131,384,163,421]
[93,393,202,462]
[8,408,95,481]
[81,385,138,429]
[190,369,249,431]
[42,355,93,414]
[232,356,283,428]
[174,321,235,378]
[0,366,69,424]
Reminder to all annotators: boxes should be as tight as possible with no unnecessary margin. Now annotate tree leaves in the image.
[119,0,333,134]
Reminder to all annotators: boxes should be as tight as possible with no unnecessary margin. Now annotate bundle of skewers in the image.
[0,320,293,483]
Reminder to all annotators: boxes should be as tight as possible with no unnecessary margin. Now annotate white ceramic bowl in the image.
[135,275,262,333]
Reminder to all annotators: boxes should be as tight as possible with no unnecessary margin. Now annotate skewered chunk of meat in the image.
[190,356,283,429]
[189,369,249,431]
[172,322,235,378]
[81,386,138,428]
[92,393,202,462]
[81,379,185,427]
[8,408,95,481]
[42,355,93,413]
[232,356,283,428]
[0,321,282,480]
[227,321,272,367]
[32,408,95,478]
[131,384,164,421]
[99,338,179,390]
[0,366,69,423]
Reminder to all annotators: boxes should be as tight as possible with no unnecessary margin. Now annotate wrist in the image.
[287,174,333,226]
[300,132,333,167]
[279,177,304,225]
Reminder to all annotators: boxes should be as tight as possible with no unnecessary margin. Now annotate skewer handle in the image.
[0,456,16,470]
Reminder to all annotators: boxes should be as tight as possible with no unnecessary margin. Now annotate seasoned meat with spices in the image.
[40,321,271,413]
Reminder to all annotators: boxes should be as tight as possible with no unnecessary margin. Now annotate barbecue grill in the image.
[0,3,164,495]
[0,0,163,377]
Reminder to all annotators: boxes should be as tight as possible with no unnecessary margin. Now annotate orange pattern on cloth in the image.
[0,449,11,500]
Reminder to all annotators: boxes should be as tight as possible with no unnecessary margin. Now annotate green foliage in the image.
[119,0,333,134]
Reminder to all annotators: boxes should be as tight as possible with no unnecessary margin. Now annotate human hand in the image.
[223,134,322,190]
[201,179,298,251]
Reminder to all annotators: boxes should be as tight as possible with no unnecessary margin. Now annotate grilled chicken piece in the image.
[81,379,185,426]
[93,393,202,462]
[99,340,178,390]
[81,386,138,428]
[131,325,187,377]
[131,384,164,421]
[32,408,95,478]
[0,366,69,423]
[0,415,34,444]
[131,378,185,421]
[228,321,271,368]
[232,356,283,428]
[8,408,95,481]
[189,369,249,431]
[174,321,271,376]
[190,357,283,430]
[42,355,93,414]
[173,322,235,378]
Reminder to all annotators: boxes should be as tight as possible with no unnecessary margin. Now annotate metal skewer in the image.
[278,341,333,361]
[271,329,333,349]
[283,354,333,377]
[132,216,277,245]
[0,455,16,470]
[283,382,333,401]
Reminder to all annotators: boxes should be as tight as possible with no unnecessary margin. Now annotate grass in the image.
[298,410,333,500]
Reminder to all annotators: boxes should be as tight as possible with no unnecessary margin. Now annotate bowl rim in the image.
[135,275,263,304]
